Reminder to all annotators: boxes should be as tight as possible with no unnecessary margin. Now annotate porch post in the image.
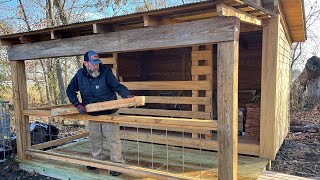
[11,60,31,160]
[217,28,239,179]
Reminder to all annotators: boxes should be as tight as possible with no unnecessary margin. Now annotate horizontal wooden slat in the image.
[145,96,210,105]
[217,3,262,26]
[25,149,190,180]
[8,17,238,61]
[120,123,211,134]
[191,50,212,60]
[23,110,51,116]
[100,57,116,64]
[31,133,90,150]
[122,81,211,90]
[191,66,212,75]
[121,131,260,156]
[22,111,217,130]
[118,108,211,119]
[51,96,145,116]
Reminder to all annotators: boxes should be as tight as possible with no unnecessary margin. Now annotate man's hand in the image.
[76,103,87,114]
[126,95,134,98]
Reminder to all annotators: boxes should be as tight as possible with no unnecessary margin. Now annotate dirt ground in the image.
[0,110,319,179]
[271,108,320,179]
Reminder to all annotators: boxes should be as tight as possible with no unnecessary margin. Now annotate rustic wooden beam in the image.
[23,109,218,130]
[122,81,211,90]
[11,60,31,160]
[31,132,90,150]
[217,19,240,179]
[260,15,279,160]
[144,96,211,105]
[92,23,112,34]
[7,17,238,60]
[143,15,183,27]
[25,149,191,180]
[217,3,262,26]
[51,96,145,116]
[118,108,211,119]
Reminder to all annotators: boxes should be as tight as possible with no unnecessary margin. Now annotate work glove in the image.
[126,95,134,98]
[76,103,87,114]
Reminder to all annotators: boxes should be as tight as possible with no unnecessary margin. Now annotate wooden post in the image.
[11,60,31,160]
[260,15,280,160]
[217,39,239,178]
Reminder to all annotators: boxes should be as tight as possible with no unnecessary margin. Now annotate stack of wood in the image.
[245,103,260,139]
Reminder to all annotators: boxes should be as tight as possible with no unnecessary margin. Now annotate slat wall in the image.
[191,45,214,138]
[274,21,291,156]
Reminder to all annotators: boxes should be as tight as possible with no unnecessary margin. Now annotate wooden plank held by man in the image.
[51,96,145,116]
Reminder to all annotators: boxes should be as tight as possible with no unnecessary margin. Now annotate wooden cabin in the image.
[0,0,306,179]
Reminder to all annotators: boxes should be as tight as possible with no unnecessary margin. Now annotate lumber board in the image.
[217,3,262,26]
[122,81,211,90]
[25,149,191,180]
[23,110,51,116]
[217,40,239,179]
[8,17,238,61]
[31,133,90,150]
[120,123,212,134]
[144,96,211,105]
[191,66,212,75]
[51,96,145,116]
[260,16,279,160]
[100,57,116,64]
[118,108,211,119]
[11,60,31,161]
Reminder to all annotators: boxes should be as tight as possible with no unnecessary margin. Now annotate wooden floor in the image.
[21,139,269,179]
[258,171,314,180]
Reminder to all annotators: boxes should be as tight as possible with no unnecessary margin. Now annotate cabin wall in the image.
[274,20,291,155]
[260,15,291,160]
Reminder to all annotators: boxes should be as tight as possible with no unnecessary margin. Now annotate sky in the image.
[0,0,319,70]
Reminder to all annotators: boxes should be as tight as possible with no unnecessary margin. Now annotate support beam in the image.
[51,96,145,116]
[25,149,191,180]
[7,17,239,60]
[11,60,31,160]
[217,33,239,179]
[143,15,183,27]
[217,3,262,26]
[260,15,279,160]
[92,23,112,34]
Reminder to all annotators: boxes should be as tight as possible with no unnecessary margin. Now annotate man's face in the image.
[84,61,99,71]
[84,61,100,77]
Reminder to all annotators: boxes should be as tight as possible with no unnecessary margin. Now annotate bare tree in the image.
[291,0,320,70]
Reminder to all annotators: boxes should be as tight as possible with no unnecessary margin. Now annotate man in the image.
[66,50,131,176]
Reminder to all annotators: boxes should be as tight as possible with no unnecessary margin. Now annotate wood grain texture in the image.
[260,15,279,160]
[217,3,262,26]
[8,17,238,60]
[217,40,239,179]
[51,96,145,116]
[10,61,31,160]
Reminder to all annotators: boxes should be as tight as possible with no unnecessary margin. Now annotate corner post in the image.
[217,18,240,179]
[11,60,31,160]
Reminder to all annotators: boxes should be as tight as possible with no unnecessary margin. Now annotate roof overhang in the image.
[280,0,306,42]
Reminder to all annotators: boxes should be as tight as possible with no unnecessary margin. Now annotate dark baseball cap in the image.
[84,50,102,65]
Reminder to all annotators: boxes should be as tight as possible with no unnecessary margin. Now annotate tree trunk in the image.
[40,59,52,105]
[291,56,320,110]
[56,59,66,104]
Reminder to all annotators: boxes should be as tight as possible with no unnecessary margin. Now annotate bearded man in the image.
[66,50,132,176]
